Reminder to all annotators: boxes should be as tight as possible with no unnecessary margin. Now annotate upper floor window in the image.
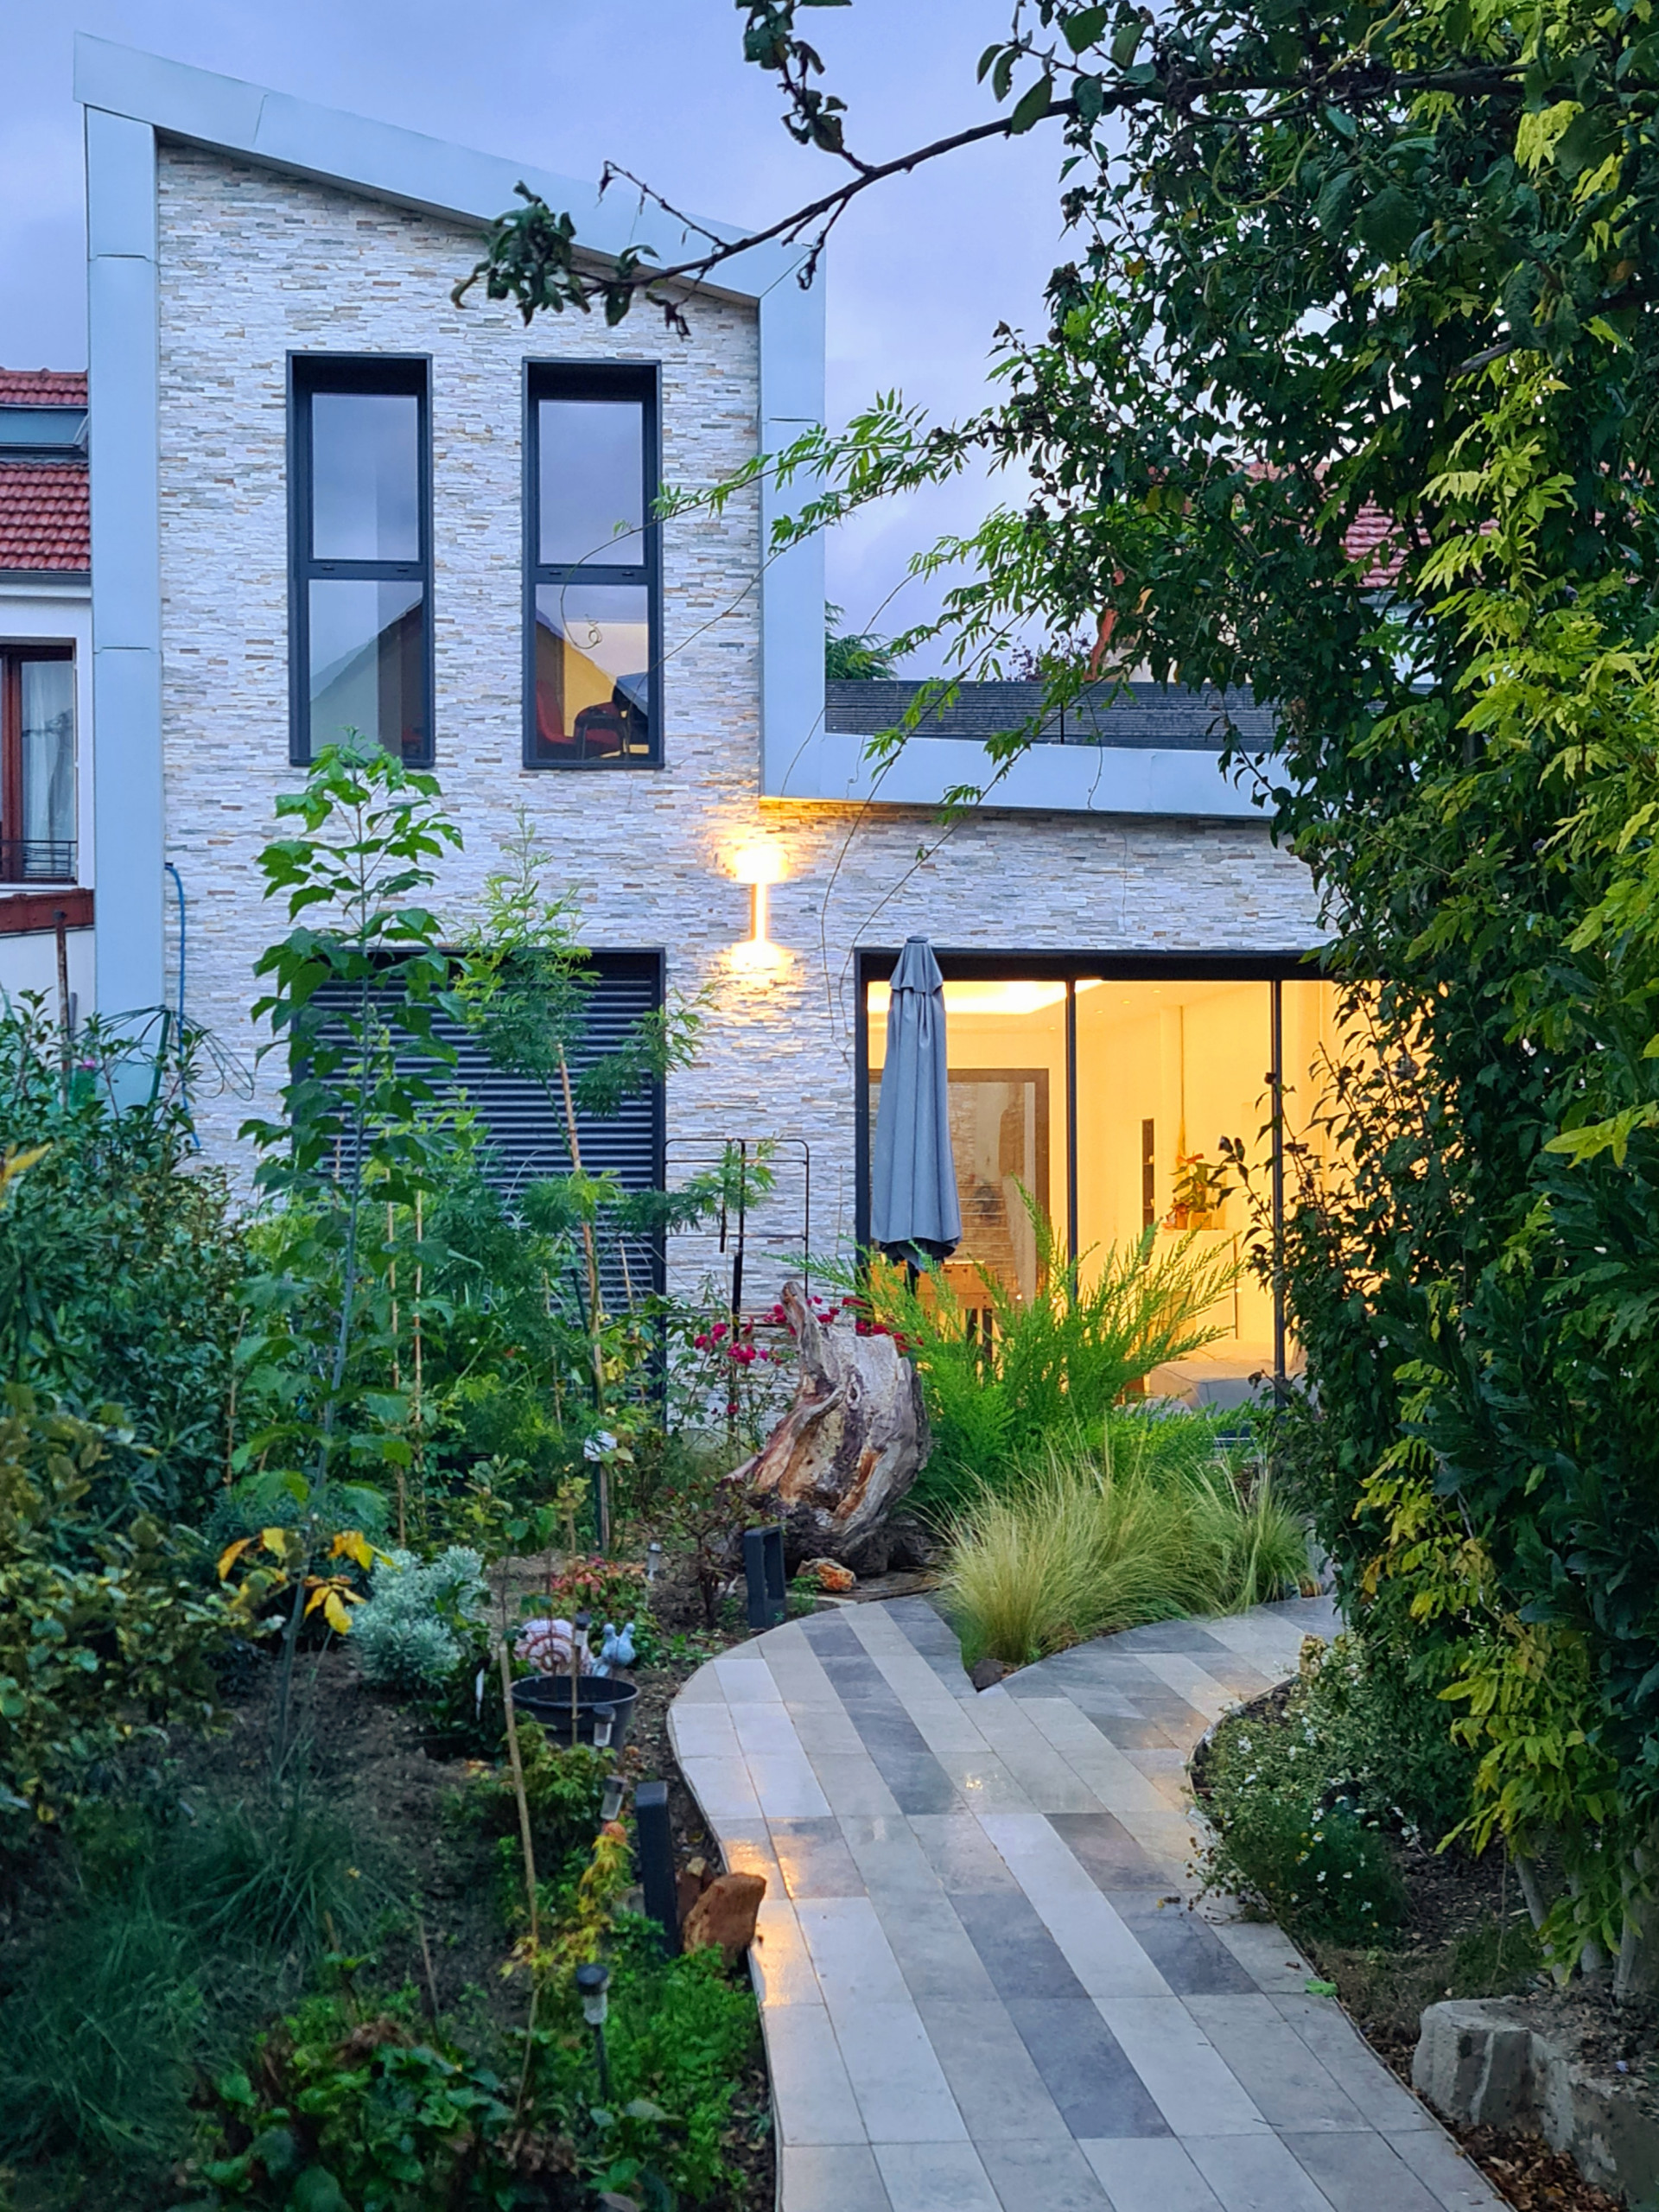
[526,365,660,769]
[0,646,75,881]
[289,357,432,765]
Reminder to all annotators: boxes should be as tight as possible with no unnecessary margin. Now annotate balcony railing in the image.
[0,840,77,884]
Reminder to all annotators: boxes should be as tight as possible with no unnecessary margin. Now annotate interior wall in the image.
[866,968,1344,1406]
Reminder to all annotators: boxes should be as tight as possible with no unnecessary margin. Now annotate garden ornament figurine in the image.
[594,1620,636,1675]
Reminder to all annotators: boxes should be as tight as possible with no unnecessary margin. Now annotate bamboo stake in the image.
[497,1638,538,1950]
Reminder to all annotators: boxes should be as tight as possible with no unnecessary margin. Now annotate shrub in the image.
[0,1390,232,1837]
[351,1545,488,1694]
[460,1728,613,1906]
[860,1199,1244,1513]
[0,999,246,1519]
[1196,1630,1478,1942]
[941,1411,1308,1667]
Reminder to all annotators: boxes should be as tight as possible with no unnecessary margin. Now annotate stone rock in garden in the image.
[1414,1996,1659,2203]
[734,1280,929,1572]
[969,1656,1011,1692]
[799,1557,856,1593]
[682,1871,766,1963]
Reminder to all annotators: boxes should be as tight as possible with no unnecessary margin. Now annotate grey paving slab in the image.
[871,2141,1002,2212]
[1102,1894,1261,1993]
[909,1811,1022,1891]
[978,2133,1116,2210]
[916,1995,1073,2143]
[1186,1994,1372,2132]
[1047,1808,1171,1891]
[781,2143,894,2212]
[1286,2128,1446,2212]
[1004,1998,1172,2138]
[1079,2135,1226,2212]
[882,1891,1001,2003]
[770,1817,868,1899]
[950,1886,1093,2002]
[669,1593,1494,2212]
[1185,2130,1338,2212]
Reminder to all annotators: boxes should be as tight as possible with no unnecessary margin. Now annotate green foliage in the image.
[1198,1633,1478,1943]
[0,1789,363,2190]
[352,1547,488,1694]
[862,1198,1243,1513]
[0,995,245,1518]
[0,1390,232,1836]
[941,1413,1307,1667]
[824,600,899,680]
[460,1730,613,1905]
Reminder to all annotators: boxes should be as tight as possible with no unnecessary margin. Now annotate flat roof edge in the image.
[73,34,804,303]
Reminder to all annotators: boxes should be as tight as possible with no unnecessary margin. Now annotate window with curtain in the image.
[525,365,661,768]
[0,647,75,880]
[289,357,431,765]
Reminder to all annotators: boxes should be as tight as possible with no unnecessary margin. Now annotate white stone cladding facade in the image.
[154,141,1322,1300]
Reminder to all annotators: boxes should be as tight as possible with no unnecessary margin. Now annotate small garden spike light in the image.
[645,1539,663,1586]
[601,1773,626,1824]
[732,842,785,946]
[592,1701,615,1751]
[575,1961,611,2098]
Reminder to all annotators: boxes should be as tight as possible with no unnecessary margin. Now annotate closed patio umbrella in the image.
[870,935,962,1268]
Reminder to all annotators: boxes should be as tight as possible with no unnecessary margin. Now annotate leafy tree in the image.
[240,740,460,1755]
[454,2,1659,1978]
[824,601,899,680]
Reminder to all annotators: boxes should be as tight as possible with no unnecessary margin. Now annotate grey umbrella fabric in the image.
[870,935,963,1266]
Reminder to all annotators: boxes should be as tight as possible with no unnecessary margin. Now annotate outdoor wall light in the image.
[732,843,785,946]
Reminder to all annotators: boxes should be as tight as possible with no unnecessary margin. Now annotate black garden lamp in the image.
[575,1961,611,2098]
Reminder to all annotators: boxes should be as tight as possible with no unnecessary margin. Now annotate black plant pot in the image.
[511,1674,639,1751]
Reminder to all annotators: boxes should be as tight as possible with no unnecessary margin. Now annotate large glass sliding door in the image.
[861,957,1340,1405]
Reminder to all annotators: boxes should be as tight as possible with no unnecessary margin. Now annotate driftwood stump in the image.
[732,1281,930,1573]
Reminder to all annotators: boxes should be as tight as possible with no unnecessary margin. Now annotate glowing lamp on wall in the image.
[732,843,785,947]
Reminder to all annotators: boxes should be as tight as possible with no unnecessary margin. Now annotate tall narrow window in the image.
[289,357,431,764]
[0,646,75,880]
[525,365,660,768]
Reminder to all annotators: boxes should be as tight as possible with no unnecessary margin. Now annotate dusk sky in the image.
[2,2,1069,660]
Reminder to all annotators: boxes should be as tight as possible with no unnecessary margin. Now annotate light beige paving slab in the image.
[1096,1996,1271,2137]
[766,2001,868,2145]
[752,1896,823,2006]
[728,1698,806,1757]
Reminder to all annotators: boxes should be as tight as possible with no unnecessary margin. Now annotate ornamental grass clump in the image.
[941,1411,1307,1668]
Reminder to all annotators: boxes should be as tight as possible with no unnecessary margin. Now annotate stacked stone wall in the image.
[155,143,1323,1300]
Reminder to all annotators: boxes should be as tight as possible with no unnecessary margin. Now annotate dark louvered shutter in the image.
[314,950,666,1303]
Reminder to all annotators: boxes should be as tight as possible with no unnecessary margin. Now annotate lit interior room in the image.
[865,966,1341,1407]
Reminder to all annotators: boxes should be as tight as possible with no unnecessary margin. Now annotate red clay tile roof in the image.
[0,462,90,573]
[0,369,86,405]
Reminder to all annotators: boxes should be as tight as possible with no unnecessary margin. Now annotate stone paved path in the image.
[669,1595,1506,2212]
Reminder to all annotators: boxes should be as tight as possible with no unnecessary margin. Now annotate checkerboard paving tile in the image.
[668,1598,1510,2212]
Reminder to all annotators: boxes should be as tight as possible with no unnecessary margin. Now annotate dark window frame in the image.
[0,640,76,883]
[854,944,1332,1391]
[287,353,435,767]
[523,360,664,772]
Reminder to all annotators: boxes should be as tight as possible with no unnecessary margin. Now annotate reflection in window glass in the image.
[868,970,1344,1406]
[310,392,420,562]
[18,660,74,876]
[537,398,645,568]
[308,580,427,760]
[531,584,652,762]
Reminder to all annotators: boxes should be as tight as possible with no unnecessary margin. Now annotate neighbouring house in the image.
[0,370,93,1014]
[73,36,1336,1402]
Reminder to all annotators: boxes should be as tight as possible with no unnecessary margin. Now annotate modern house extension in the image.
[73,36,1333,1402]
